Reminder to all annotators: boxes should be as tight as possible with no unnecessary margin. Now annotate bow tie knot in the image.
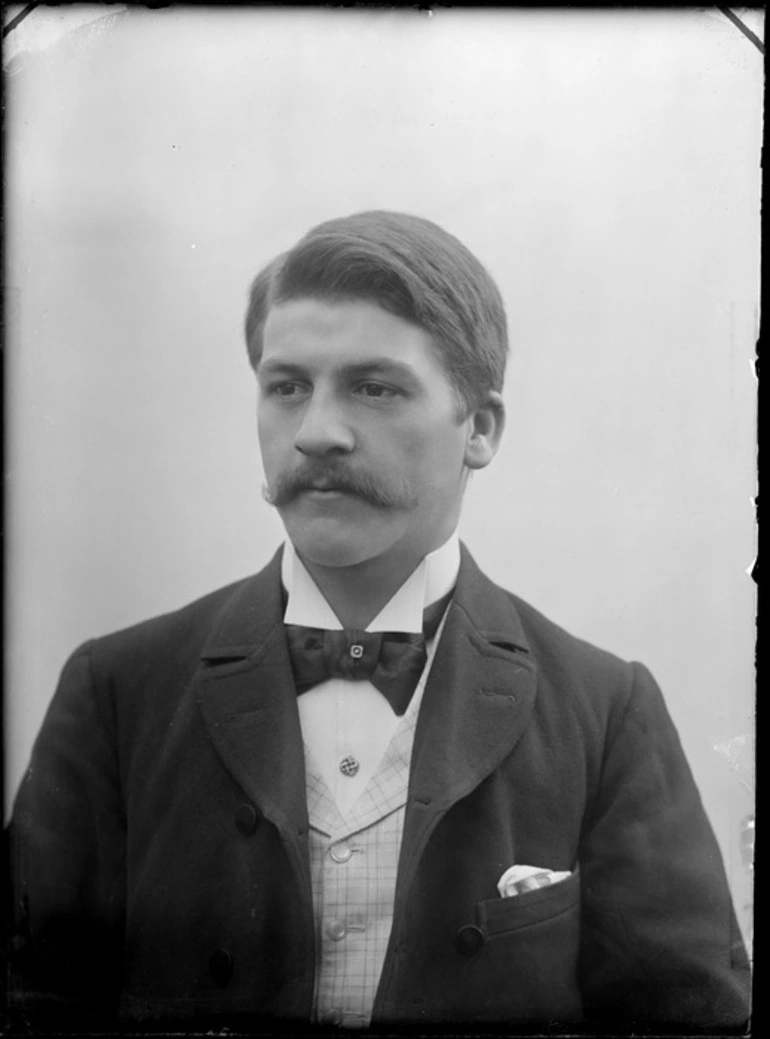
[284,592,452,716]
[285,627,427,715]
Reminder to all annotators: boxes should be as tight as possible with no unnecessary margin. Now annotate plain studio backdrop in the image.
[5,7,760,950]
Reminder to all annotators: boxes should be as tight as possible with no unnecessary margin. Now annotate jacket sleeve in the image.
[578,660,751,1032]
[7,642,126,1031]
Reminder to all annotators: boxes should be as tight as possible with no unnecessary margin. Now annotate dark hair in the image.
[243,210,508,411]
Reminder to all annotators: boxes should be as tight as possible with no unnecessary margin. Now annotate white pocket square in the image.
[497,864,572,898]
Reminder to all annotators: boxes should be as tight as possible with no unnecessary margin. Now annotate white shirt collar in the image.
[281,535,461,634]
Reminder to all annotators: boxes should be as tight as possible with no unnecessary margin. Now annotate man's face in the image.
[257,297,484,571]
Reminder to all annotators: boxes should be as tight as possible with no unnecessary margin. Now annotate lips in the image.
[300,483,353,502]
[266,464,410,511]
[306,481,345,493]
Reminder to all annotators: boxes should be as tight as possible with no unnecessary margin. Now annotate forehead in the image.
[260,297,443,373]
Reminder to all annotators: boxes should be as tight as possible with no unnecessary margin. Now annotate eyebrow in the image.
[257,358,420,382]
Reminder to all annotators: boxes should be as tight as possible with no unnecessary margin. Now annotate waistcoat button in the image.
[235,804,259,835]
[326,919,347,941]
[330,842,353,863]
[456,924,485,956]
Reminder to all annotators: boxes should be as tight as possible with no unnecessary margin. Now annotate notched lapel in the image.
[194,550,310,872]
[409,606,537,812]
[197,629,308,841]
[399,548,538,888]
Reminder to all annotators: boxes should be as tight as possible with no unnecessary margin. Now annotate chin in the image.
[282,513,405,570]
[297,543,371,569]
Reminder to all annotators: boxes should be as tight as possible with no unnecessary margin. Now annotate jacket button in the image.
[456,924,485,956]
[235,804,259,835]
[209,948,234,985]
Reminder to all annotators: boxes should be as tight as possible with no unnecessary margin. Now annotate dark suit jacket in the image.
[7,546,750,1033]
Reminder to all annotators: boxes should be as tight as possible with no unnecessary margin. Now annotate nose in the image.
[294,391,355,457]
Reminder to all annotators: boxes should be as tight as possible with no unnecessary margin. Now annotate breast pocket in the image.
[475,866,581,941]
[453,868,583,1022]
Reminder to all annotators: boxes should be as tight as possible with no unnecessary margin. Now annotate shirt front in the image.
[281,538,459,1026]
[281,537,460,814]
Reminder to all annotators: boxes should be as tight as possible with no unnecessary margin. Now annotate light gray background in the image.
[5,6,759,949]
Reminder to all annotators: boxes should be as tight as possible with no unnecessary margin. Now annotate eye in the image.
[267,381,308,399]
[356,382,399,400]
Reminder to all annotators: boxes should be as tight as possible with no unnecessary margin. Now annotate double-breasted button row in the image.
[235,803,260,835]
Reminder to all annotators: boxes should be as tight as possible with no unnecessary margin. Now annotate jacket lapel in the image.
[195,548,312,903]
[395,544,538,905]
[194,542,538,922]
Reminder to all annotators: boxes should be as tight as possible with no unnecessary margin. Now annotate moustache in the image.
[262,463,416,511]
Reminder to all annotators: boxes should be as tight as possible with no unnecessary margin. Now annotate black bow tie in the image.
[285,593,451,716]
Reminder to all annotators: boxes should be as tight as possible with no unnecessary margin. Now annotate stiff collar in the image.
[281,536,461,634]
[198,541,532,662]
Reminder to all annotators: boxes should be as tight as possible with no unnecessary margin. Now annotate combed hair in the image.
[244,211,508,411]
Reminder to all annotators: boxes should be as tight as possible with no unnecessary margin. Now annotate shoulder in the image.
[50,563,282,745]
[83,576,250,667]
[492,583,654,737]
[456,545,650,722]
[80,545,284,686]
[458,543,633,683]
[484,583,682,803]
[505,588,632,683]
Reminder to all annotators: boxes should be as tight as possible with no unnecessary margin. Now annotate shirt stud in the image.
[339,755,360,777]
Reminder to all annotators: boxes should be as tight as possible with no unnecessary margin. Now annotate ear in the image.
[463,391,506,471]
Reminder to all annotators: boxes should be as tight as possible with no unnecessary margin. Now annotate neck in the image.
[298,542,439,630]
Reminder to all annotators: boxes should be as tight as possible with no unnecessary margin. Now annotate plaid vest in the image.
[303,647,435,1027]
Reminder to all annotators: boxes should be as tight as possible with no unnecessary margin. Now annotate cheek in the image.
[257,411,289,459]
[256,426,272,469]
[256,409,268,444]
[399,425,467,484]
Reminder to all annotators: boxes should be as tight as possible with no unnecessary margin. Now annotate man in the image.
[8,211,750,1032]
